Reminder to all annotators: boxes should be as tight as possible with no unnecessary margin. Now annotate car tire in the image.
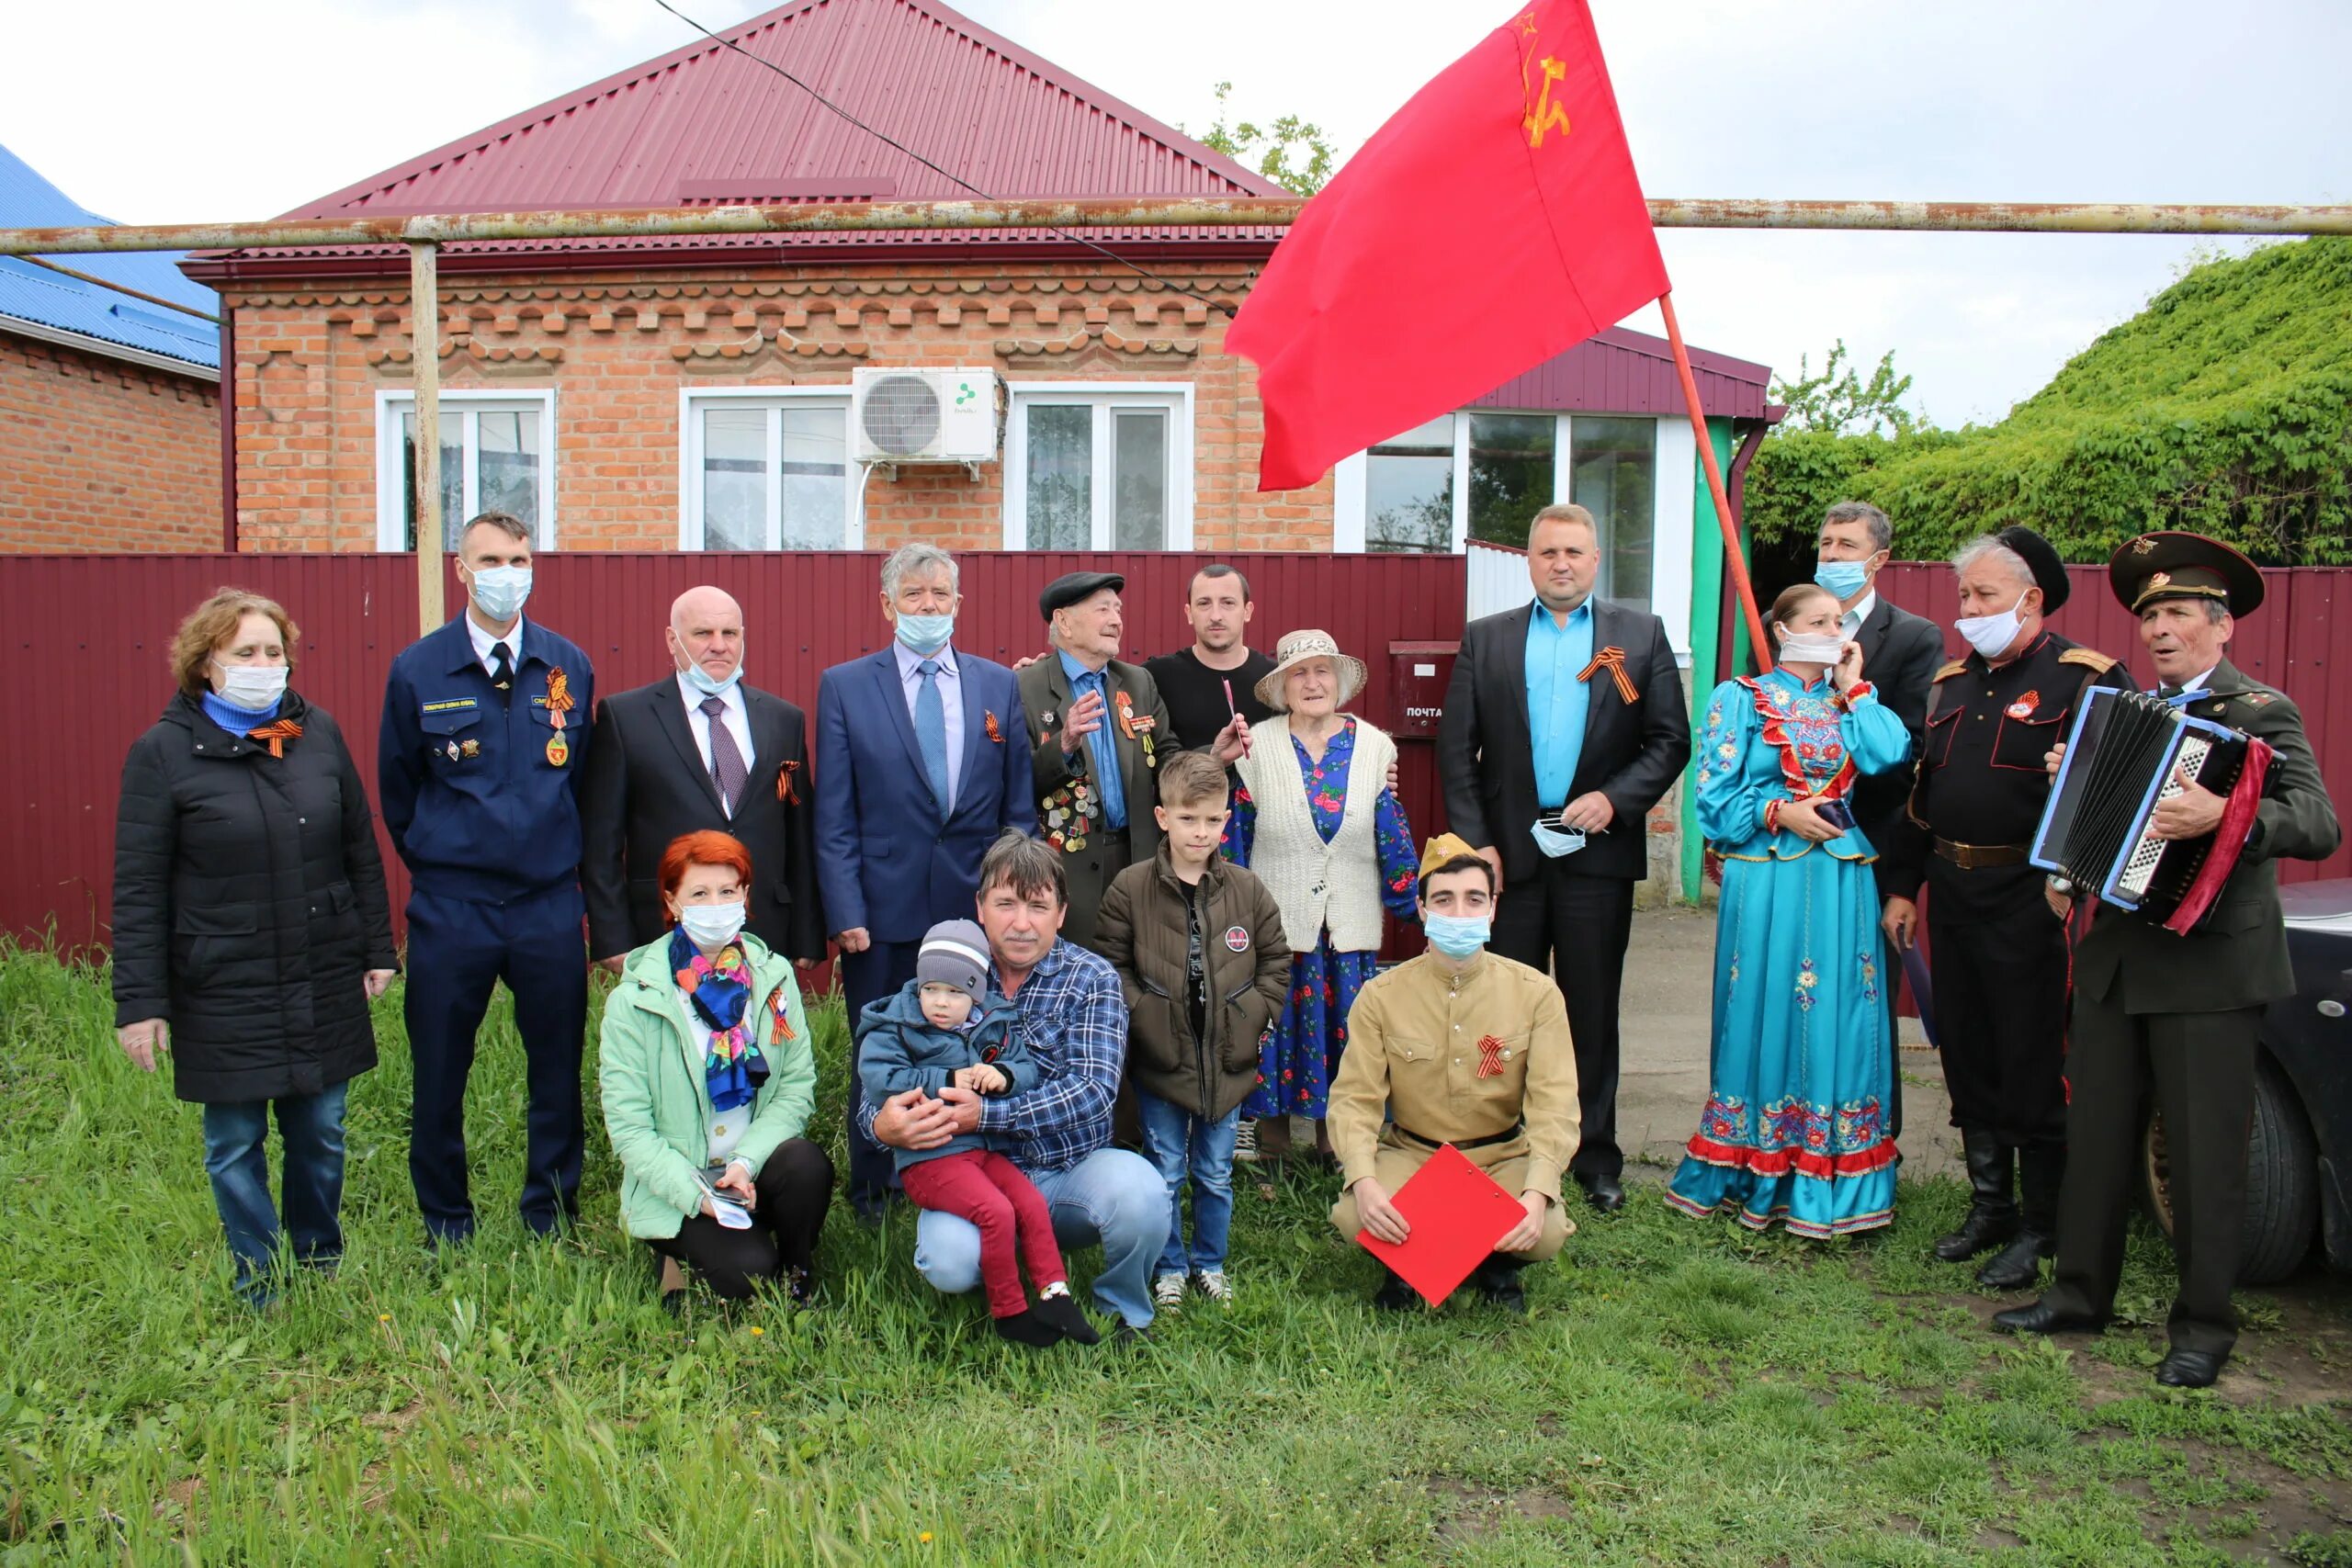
[2140,1058,2320,1285]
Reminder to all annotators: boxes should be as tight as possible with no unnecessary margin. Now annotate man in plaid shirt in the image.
[870,830,1167,1344]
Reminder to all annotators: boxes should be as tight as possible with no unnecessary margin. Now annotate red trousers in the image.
[899,1149,1066,1318]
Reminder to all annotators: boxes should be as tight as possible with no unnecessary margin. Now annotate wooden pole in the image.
[1659,291,1770,672]
[410,242,442,637]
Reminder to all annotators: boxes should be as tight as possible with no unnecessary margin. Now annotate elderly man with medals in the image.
[1995,532,2339,1388]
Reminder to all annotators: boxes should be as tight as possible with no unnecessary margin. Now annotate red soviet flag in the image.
[1228,0,1668,492]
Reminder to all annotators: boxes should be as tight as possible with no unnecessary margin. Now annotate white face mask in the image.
[211,660,289,711]
[677,900,746,950]
[1777,632,1846,666]
[1954,591,2030,660]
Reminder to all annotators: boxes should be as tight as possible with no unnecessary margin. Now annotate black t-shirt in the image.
[1146,646,1281,751]
[1182,881,1207,1045]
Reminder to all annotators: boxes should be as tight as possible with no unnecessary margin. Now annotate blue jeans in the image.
[913,1146,1164,1326]
[200,1080,350,1301]
[1137,1093,1240,1277]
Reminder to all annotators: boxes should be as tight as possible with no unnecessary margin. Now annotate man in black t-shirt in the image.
[1145,564,1279,750]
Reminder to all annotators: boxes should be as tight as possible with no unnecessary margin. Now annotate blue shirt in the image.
[1525,598,1595,810]
[1056,648,1127,829]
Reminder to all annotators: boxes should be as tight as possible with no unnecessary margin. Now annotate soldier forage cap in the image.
[1994,525,2071,612]
[2107,531,2265,618]
[1419,832,1484,879]
[1039,570,1125,622]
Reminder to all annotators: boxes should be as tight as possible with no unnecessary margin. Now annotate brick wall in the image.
[0,330,219,551]
[226,260,1329,554]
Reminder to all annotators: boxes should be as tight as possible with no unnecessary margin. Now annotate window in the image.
[1466,412,1555,547]
[374,389,556,550]
[679,389,855,549]
[1570,416,1657,611]
[1364,414,1455,552]
[1002,385,1193,548]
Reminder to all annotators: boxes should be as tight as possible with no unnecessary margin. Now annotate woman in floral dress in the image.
[1223,630,1418,1164]
[1666,583,1914,1237]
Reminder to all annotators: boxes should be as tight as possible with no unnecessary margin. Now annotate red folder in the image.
[1356,1142,1528,1306]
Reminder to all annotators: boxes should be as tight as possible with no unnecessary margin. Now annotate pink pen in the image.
[1222,678,1250,757]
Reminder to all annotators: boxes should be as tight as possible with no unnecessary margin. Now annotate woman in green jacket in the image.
[599,830,831,1309]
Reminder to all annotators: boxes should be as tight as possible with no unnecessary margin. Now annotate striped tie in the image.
[701,696,748,816]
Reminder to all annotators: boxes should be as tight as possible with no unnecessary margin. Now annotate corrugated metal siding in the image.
[1877,560,2349,884]
[2,551,1466,956]
[1468,327,1770,420]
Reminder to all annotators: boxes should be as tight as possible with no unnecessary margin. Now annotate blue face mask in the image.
[468,564,532,622]
[896,613,955,655]
[1814,559,1872,601]
[1532,819,1586,858]
[682,660,741,698]
[1422,910,1491,959]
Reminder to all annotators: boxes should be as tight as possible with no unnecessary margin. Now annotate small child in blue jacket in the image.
[855,919,1097,1347]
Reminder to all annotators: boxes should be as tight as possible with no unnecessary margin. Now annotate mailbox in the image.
[1388,640,1459,738]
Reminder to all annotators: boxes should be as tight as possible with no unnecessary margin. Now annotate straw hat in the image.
[1255,628,1368,712]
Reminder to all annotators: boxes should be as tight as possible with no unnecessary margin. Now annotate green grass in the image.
[4,942,2347,1565]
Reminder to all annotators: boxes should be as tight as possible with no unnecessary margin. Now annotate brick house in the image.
[181,0,1770,664]
[1,142,221,552]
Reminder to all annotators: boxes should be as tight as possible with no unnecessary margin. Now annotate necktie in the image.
[701,696,748,816]
[1080,671,1126,829]
[915,660,952,818]
[489,643,514,690]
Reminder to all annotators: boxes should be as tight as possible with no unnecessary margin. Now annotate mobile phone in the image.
[1812,798,1857,833]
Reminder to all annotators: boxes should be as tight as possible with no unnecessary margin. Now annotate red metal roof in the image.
[187,0,1285,280]
[1470,325,1775,421]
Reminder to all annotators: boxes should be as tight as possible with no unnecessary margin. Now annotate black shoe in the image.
[1034,1292,1100,1345]
[1934,1132,2018,1261]
[850,1190,890,1230]
[784,1268,818,1307]
[2154,1348,2226,1389]
[1990,1299,2107,1336]
[995,1309,1061,1348]
[1372,1269,1419,1312]
[1578,1173,1626,1213]
[1475,1256,1528,1314]
[1975,1231,2052,1291]
[1110,1320,1153,1348]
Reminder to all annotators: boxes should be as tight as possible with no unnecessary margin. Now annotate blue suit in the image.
[379,615,594,1241]
[814,643,1033,1209]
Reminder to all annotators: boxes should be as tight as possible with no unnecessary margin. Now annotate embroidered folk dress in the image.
[1224,718,1419,1120]
[1666,669,1913,1237]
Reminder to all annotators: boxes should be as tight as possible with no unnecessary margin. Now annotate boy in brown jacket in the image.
[1096,751,1291,1310]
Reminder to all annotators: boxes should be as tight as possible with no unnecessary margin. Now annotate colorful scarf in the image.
[669,929,768,1111]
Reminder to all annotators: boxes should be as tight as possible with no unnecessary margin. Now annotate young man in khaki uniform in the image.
[1329,834,1581,1312]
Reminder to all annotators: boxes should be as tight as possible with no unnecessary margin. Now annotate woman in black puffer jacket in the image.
[112,588,399,1303]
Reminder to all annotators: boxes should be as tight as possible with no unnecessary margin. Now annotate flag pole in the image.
[1658,291,1770,672]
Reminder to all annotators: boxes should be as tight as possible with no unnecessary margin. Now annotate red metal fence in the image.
[0,551,1468,954]
[1877,560,2350,884]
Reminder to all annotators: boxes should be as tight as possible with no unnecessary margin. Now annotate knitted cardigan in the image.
[1237,716,1396,954]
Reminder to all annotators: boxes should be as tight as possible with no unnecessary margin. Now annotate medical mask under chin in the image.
[211,660,289,711]
[1814,559,1872,601]
[681,659,742,698]
[1532,818,1586,858]
[467,564,533,622]
[677,901,746,950]
[1954,592,2029,660]
[1776,633,1847,666]
[1421,911,1491,959]
[895,612,955,654]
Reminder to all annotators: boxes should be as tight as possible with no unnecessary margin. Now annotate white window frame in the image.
[1001,382,1194,549]
[374,388,558,550]
[676,385,861,550]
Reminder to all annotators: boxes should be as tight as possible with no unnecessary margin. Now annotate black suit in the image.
[1846,592,1944,897]
[1438,596,1692,1181]
[580,677,824,964]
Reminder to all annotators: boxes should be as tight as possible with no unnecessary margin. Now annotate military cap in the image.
[1996,525,2071,612]
[1419,832,1484,879]
[1039,570,1125,622]
[2107,531,2264,617]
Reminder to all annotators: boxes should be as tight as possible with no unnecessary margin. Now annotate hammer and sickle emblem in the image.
[1523,55,1573,148]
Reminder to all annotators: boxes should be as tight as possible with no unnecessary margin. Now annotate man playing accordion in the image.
[1995,532,2339,1388]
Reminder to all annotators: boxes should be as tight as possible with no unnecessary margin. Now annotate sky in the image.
[5,0,2346,426]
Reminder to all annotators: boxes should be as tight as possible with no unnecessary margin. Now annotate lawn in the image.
[3,943,2348,1566]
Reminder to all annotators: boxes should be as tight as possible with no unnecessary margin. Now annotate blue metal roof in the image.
[0,141,218,370]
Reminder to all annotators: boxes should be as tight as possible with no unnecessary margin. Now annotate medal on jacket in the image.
[2006,690,2040,720]
[544,667,575,766]
[1116,689,1157,766]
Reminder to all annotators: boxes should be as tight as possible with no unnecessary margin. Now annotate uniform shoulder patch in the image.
[1932,659,1970,682]
[2057,648,2119,673]
[2242,691,2277,707]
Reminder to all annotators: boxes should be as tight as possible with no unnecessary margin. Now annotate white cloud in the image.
[4,0,2343,425]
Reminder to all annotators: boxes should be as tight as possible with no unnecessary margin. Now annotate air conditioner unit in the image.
[851,367,1001,464]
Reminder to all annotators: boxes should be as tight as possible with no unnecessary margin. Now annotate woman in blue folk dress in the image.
[1667,583,1915,1237]
[1223,630,1419,1165]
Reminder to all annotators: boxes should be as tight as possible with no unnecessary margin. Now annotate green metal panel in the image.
[1682,417,1737,903]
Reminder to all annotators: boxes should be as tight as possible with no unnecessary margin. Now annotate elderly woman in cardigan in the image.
[1223,629,1418,1165]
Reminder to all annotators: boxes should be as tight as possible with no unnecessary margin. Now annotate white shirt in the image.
[2172,665,2218,695]
[466,613,523,677]
[688,1016,752,1166]
[674,672,755,778]
[893,639,964,810]
[1838,591,1879,641]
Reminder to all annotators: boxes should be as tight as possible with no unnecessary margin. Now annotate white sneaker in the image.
[1232,1118,1261,1165]
[1193,1269,1232,1305]
[1152,1272,1188,1311]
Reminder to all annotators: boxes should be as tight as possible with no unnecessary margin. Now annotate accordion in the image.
[2029,686,2276,934]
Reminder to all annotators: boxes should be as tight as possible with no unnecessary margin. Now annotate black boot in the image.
[1977,1144,2062,1290]
[1474,1254,1528,1314]
[1371,1268,1419,1312]
[1934,1131,2018,1261]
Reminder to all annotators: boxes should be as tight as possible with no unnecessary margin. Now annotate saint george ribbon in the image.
[1577,645,1638,704]
[246,719,302,759]
[1227,0,1667,491]
[1476,1033,1508,1079]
